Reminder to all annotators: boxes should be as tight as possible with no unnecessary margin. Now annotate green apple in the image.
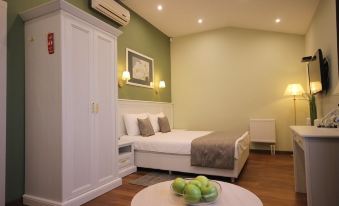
[172,178,186,194]
[183,184,202,203]
[195,175,209,187]
[189,179,202,189]
[201,183,218,202]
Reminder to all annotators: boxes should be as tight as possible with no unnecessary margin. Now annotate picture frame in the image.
[126,48,154,88]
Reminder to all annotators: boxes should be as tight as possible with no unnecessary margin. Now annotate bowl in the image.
[170,178,222,205]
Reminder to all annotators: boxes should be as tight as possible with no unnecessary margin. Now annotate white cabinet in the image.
[21,1,122,205]
[0,1,7,205]
[290,126,339,206]
[118,139,137,177]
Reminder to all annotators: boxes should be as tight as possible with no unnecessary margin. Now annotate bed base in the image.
[134,147,249,181]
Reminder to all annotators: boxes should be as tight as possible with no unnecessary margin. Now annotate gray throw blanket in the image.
[191,131,243,169]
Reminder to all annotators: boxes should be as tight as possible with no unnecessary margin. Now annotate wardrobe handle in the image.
[91,102,96,113]
[95,103,99,113]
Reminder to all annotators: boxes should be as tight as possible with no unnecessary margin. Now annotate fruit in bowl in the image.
[183,184,202,204]
[201,182,218,202]
[170,175,221,205]
[171,178,187,194]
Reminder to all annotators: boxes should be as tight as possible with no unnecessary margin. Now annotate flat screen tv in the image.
[308,49,329,94]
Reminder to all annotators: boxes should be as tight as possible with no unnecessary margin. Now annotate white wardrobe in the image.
[0,1,7,205]
[20,1,122,205]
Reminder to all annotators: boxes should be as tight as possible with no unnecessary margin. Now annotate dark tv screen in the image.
[308,49,329,94]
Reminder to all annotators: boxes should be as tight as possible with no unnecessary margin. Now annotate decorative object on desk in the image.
[317,105,339,128]
[118,70,131,87]
[284,84,305,125]
[302,93,317,126]
[126,48,154,88]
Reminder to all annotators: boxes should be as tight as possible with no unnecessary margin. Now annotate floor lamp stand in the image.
[293,95,297,125]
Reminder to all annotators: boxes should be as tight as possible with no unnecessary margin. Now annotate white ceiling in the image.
[121,0,320,37]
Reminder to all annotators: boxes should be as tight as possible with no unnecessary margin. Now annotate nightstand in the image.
[118,139,137,177]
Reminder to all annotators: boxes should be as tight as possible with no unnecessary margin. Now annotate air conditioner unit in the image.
[91,0,130,26]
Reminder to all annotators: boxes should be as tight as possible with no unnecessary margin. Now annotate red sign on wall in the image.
[47,33,54,54]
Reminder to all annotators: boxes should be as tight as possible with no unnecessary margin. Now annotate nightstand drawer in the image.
[118,153,133,169]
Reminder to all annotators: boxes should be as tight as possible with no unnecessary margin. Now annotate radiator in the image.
[249,119,276,143]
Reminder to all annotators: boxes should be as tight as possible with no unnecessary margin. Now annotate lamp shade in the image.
[310,81,322,94]
[159,80,166,88]
[284,84,305,96]
[122,70,131,81]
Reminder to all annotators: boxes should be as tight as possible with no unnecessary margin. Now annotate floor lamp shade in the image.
[284,84,305,96]
[284,84,305,125]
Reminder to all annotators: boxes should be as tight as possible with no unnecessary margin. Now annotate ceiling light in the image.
[198,19,203,24]
[275,18,281,23]
[157,5,163,11]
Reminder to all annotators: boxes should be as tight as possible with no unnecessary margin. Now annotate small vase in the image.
[309,95,317,126]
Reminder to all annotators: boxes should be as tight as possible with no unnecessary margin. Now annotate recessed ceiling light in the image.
[157,5,163,11]
[198,18,203,24]
[275,18,281,23]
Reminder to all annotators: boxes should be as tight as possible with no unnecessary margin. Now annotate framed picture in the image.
[126,48,154,88]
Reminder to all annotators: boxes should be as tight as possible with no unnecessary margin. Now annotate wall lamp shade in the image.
[159,80,166,88]
[310,81,322,94]
[122,70,131,81]
[284,84,305,96]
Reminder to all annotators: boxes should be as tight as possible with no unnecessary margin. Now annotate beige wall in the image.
[305,0,339,116]
[171,27,308,151]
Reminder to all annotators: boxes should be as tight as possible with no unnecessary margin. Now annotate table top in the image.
[290,126,339,138]
[131,180,263,206]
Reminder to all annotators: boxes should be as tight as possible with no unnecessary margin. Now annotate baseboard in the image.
[119,166,137,178]
[23,178,122,206]
[250,149,293,155]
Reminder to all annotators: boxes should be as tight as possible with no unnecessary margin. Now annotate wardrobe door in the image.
[93,30,116,185]
[62,15,95,198]
[0,1,6,204]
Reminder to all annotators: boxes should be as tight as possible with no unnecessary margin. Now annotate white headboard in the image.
[117,99,173,137]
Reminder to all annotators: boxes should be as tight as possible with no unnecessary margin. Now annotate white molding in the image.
[0,1,6,205]
[118,99,173,105]
[23,178,122,206]
[19,0,122,37]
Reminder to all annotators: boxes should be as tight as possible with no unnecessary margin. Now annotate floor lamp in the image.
[284,84,305,125]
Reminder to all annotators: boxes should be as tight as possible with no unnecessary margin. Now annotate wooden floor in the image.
[84,152,307,206]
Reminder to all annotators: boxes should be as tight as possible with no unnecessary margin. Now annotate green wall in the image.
[5,0,171,202]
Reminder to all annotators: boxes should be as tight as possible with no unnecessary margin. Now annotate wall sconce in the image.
[118,70,130,88]
[310,81,322,94]
[154,80,166,94]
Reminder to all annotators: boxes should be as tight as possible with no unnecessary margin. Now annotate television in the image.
[308,49,329,94]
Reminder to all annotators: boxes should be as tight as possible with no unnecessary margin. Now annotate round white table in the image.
[131,180,263,206]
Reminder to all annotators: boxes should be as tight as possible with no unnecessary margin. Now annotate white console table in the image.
[290,126,339,206]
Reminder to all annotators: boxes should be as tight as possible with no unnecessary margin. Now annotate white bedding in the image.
[120,130,250,159]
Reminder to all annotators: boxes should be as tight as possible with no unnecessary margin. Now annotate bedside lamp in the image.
[159,80,166,89]
[284,84,305,125]
[154,80,166,94]
[118,70,130,87]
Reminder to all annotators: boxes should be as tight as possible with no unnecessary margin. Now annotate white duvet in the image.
[120,130,250,159]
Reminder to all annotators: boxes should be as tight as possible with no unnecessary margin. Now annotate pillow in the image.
[148,112,165,132]
[158,116,171,133]
[123,113,147,136]
[137,117,155,137]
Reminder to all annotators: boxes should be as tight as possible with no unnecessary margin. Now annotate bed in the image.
[120,130,250,181]
[117,99,250,182]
